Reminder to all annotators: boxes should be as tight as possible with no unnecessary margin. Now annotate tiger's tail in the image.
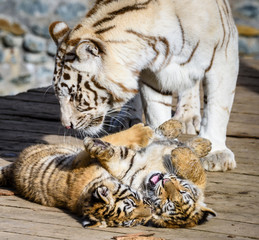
[0,163,14,186]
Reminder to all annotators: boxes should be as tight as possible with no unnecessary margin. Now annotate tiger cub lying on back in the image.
[0,125,153,228]
[0,120,215,228]
[86,119,216,228]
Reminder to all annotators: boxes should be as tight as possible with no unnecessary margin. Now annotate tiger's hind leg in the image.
[0,163,14,186]
[83,138,136,178]
[101,123,154,150]
[155,119,183,139]
[199,38,239,171]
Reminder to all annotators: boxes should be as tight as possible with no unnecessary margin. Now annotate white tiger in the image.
[49,0,239,171]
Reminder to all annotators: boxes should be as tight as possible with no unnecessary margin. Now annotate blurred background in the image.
[0,0,258,96]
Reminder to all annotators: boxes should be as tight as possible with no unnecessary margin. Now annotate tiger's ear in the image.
[82,217,102,228]
[94,186,110,204]
[76,39,106,60]
[198,206,217,225]
[49,21,70,45]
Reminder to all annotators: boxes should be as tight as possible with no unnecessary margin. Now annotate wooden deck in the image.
[0,58,259,240]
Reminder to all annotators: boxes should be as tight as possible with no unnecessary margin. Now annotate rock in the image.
[31,24,50,38]
[0,47,4,63]
[0,18,26,35]
[47,40,57,56]
[23,34,46,53]
[239,36,259,55]
[18,0,48,16]
[237,25,259,37]
[2,34,23,47]
[11,73,32,85]
[24,52,48,64]
[236,3,259,19]
[55,2,86,21]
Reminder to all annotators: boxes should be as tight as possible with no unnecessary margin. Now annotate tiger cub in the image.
[0,124,153,228]
[84,119,216,228]
[49,0,238,172]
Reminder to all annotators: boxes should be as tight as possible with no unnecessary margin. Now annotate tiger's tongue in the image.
[150,175,160,184]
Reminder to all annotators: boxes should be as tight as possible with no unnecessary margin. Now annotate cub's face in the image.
[49,22,120,135]
[145,173,216,228]
[81,182,152,227]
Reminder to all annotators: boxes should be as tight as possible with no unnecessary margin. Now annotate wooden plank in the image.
[0,197,257,240]
[227,121,259,138]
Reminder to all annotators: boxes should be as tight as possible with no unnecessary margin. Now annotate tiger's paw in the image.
[173,112,201,135]
[84,138,114,160]
[186,137,212,158]
[156,119,183,139]
[201,148,236,172]
[125,123,154,149]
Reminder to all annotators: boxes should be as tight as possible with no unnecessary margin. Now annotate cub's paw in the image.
[173,113,201,135]
[156,119,183,139]
[186,137,212,158]
[201,148,236,171]
[126,123,154,149]
[84,138,114,160]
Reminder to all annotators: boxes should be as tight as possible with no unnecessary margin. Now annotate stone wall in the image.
[0,0,89,95]
[0,0,258,96]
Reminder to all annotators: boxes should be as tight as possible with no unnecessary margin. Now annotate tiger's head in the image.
[145,172,216,228]
[79,179,152,227]
[49,21,138,135]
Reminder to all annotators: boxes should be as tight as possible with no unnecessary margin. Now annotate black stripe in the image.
[216,0,226,48]
[129,166,146,186]
[180,41,200,66]
[205,42,219,73]
[177,15,185,53]
[124,147,129,159]
[118,188,129,197]
[84,81,98,106]
[113,184,121,196]
[95,25,115,35]
[142,82,172,96]
[120,148,124,159]
[121,155,135,179]
[93,0,152,27]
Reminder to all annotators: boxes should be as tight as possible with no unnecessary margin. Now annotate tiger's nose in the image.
[65,123,73,129]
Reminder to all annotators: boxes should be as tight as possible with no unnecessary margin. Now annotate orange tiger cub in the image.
[85,119,216,228]
[0,124,153,228]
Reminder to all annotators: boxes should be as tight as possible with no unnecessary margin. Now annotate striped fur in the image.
[84,119,216,228]
[0,128,153,227]
[49,0,238,171]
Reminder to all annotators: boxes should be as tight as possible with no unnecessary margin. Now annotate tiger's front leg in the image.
[199,46,239,172]
[140,71,173,129]
[173,81,201,134]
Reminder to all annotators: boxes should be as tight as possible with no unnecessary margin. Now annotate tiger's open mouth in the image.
[148,173,164,188]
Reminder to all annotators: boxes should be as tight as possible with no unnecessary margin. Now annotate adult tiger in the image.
[49,0,239,171]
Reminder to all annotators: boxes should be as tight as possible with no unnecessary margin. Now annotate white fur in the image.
[51,0,239,171]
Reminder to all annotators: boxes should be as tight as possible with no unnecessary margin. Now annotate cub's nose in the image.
[65,122,73,129]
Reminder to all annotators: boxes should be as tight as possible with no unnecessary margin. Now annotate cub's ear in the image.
[198,206,217,225]
[93,186,110,204]
[49,21,70,45]
[81,217,102,228]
